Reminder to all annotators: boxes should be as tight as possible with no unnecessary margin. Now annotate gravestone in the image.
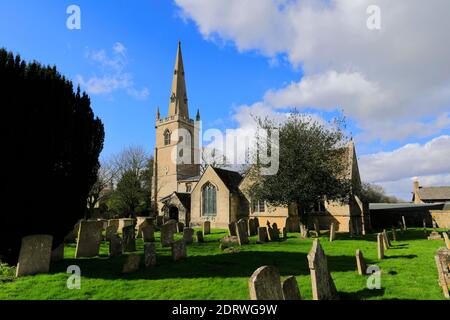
[196,230,204,243]
[144,242,156,267]
[307,239,339,300]
[161,221,176,247]
[118,218,136,234]
[282,227,287,239]
[382,230,390,250]
[141,224,155,242]
[272,223,280,241]
[329,223,336,242]
[122,254,140,274]
[105,225,117,241]
[220,236,239,250]
[377,233,384,259]
[172,240,187,261]
[355,249,367,276]
[443,232,450,250]
[156,216,164,227]
[248,266,284,300]
[75,220,103,258]
[313,219,320,237]
[392,227,397,241]
[402,216,407,231]
[237,219,249,245]
[16,235,53,277]
[203,221,211,235]
[257,227,269,243]
[177,222,185,233]
[228,222,237,236]
[122,225,136,252]
[183,228,195,244]
[136,217,154,238]
[434,248,450,299]
[282,276,301,300]
[51,243,64,262]
[300,223,309,239]
[109,234,123,257]
[248,218,257,236]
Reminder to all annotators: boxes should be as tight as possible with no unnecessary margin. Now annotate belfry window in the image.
[164,130,171,146]
[202,183,217,216]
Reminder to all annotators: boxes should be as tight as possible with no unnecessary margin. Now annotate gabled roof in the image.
[174,192,191,210]
[417,186,450,201]
[211,167,243,193]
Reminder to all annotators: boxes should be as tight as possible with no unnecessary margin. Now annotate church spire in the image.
[168,41,189,118]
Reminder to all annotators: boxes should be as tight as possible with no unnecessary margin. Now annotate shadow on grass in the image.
[50,250,358,281]
[384,254,417,260]
[340,288,386,300]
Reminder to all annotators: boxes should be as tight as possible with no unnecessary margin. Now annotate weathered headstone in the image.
[272,223,280,241]
[183,228,195,244]
[161,221,176,247]
[109,234,123,257]
[122,225,136,252]
[300,223,309,239]
[382,230,390,250]
[377,233,384,259]
[196,230,204,243]
[16,235,53,277]
[105,225,117,242]
[75,220,103,258]
[392,227,397,241]
[203,221,211,235]
[144,242,156,267]
[402,216,407,231]
[443,232,450,250]
[434,248,450,299]
[248,218,257,236]
[329,223,336,242]
[141,224,155,242]
[257,227,269,243]
[122,254,141,274]
[156,215,164,227]
[172,240,187,261]
[237,219,250,245]
[118,218,136,234]
[136,217,154,238]
[177,222,185,233]
[228,222,237,236]
[355,249,367,276]
[307,239,339,300]
[282,227,287,239]
[282,276,301,300]
[248,266,284,300]
[51,243,64,262]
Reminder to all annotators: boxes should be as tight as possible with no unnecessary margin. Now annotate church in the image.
[151,43,370,234]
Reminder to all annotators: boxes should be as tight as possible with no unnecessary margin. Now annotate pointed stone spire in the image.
[347,139,361,190]
[168,41,189,118]
[156,106,160,120]
[196,109,201,121]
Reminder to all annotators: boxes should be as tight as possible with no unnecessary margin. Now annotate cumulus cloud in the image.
[76,42,149,100]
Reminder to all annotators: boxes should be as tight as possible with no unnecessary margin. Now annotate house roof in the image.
[369,202,445,212]
[418,186,450,200]
[211,167,243,193]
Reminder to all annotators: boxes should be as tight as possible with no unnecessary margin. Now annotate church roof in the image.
[417,186,450,201]
[211,167,243,193]
[174,192,191,210]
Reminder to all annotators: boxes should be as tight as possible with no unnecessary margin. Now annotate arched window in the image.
[202,183,217,216]
[164,129,171,146]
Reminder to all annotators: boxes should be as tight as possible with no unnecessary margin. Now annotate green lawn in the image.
[0,228,447,300]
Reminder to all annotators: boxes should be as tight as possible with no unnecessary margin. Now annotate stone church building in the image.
[152,43,370,234]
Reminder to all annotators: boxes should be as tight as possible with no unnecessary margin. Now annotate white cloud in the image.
[76,43,149,100]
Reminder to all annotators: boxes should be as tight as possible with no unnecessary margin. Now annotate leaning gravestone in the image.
[196,230,204,243]
[122,254,141,274]
[329,223,336,242]
[257,227,269,243]
[443,232,450,250]
[141,224,155,242]
[109,234,123,258]
[382,230,390,250]
[237,219,249,245]
[122,225,136,252]
[377,233,385,259]
[402,216,407,231]
[183,228,195,244]
[307,239,339,300]
[75,220,103,258]
[434,248,450,299]
[282,276,301,300]
[51,243,64,262]
[16,235,53,277]
[248,266,284,300]
[172,240,187,261]
[272,223,280,241]
[228,222,237,236]
[355,249,367,276]
[392,227,397,241]
[203,221,211,235]
[161,221,176,247]
[300,223,309,239]
[144,242,156,267]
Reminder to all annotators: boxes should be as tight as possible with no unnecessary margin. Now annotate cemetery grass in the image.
[0,228,447,300]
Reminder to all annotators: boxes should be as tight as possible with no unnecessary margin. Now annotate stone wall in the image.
[430,210,450,229]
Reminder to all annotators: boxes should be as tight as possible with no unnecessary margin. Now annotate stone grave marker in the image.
[16,235,53,277]
[122,225,136,252]
[183,228,195,244]
[228,222,237,236]
[177,222,185,233]
[282,276,301,300]
[272,223,280,241]
[443,232,450,250]
[300,223,309,239]
[392,227,397,241]
[257,227,269,243]
[307,239,339,300]
[118,218,136,234]
[382,230,390,250]
[355,249,367,276]
[105,225,117,242]
[172,240,187,261]
[329,223,336,242]
[402,216,407,231]
[203,221,211,235]
[109,234,123,257]
[144,242,156,267]
[377,233,384,259]
[282,227,287,239]
[122,254,140,274]
[248,218,257,236]
[51,243,64,262]
[248,266,284,300]
[141,224,155,242]
[75,220,103,258]
[196,230,204,243]
[237,219,249,245]
[161,221,176,247]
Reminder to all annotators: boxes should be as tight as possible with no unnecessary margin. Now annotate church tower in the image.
[152,42,201,213]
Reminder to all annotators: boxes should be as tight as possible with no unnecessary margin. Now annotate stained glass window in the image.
[202,183,217,216]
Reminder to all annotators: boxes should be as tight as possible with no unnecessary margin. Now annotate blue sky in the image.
[1,0,450,200]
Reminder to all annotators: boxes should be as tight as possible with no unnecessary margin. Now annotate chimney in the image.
[413,180,419,193]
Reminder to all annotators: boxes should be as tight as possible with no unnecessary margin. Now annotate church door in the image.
[169,206,179,221]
